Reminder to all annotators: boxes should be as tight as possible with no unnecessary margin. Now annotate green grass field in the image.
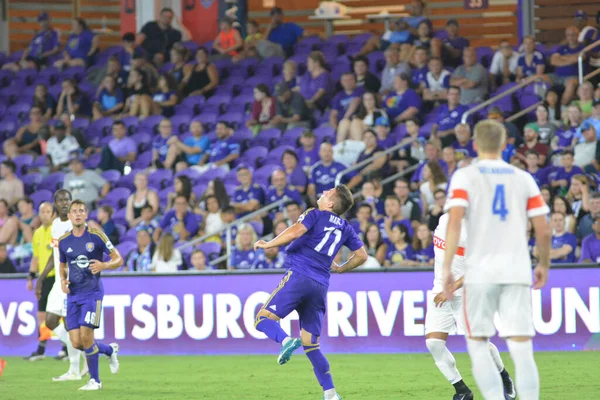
[1,352,599,399]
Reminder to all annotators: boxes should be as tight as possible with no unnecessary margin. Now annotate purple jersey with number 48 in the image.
[284,208,363,287]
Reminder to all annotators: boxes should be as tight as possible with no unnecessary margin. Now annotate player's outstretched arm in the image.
[332,247,368,273]
[254,223,308,251]
[531,214,551,289]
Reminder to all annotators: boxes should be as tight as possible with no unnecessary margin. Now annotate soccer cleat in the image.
[108,343,119,374]
[23,351,45,361]
[277,338,302,365]
[503,374,517,399]
[78,378,102,391]
[322,394,342,400]
[452,393,474,400]
[52,371,82,382]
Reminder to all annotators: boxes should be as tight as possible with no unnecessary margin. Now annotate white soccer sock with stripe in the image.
[324,389,337,399]
[426,339,462,384]
[52,324,80,375]
[488,341,505,372]
[466,338,504,400]
[506,339,539,400]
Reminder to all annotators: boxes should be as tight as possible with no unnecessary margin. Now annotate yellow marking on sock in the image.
[304,347,320,354]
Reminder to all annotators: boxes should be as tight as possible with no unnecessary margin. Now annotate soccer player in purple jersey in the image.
[59,200,123,391]
[253,185,368,400]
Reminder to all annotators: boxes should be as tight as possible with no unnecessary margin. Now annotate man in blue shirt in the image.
[153,195,199,242]
[308,142,351,205]
[451,123,477,159]
[550,26,587,106]
[265,7,304,57]
[165,121,210,170]
[431,86,470,147]
[231,165,265,218]
[152,118,174,169]
[195,121,240,173]
[265,169,303,219]
[59,199,122,391]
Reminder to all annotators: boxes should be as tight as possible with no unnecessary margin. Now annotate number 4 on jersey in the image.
[492,184,509,221]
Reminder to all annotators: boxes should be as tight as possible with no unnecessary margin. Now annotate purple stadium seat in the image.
[313,125,335,144]
[14,68,37,86]
[38,66,59,81]
[253,64,276,78]
[115,169,141,191]
[231,93,254,106]
[226,103,246,114]
[158,187,170,209]
[252,127,281,149]
[0,120,16,137]
[32,155,48,168]
[366,52,385,73]
[101,170,122,186]
[193,112,218,130]
[518,93,541,114]
[113,207,128,227]
[138,115,163,133]
[197,168,227,185]
[175,167,202,183]
[148,169,173,189]
[418,122,435,139]
[0,70,14,87]
[192,183,208,201]
[222,75,245,87]
[89,116,115,137]
[130,131,153,152]
[31,189,54,209]
[205,93,233,108]
[223,170,239,186]
[72,118,90,131]
[99,135,113,147]
[254,164,281,187]
[475,46,494,69]
[60,66,85,82]
[98,187,132,209]
[238,146,268,169]
[181,40,199,54]
[132,151,152,169]
[196,242,222,261]
[115,223,127,239]
[231,127,253,147]
[224,183,236,196]
[32,75,53,87]
[219,112,244,128]
[84,153,102,169]
[22,172,42,194]
[8,102,31,120]
[170,114,191,133]
[249,220,264,236]
[13,154,34,175]
[174,104,196,117]
[121,116,140,133]
[123,226,137,242]
[263,145,294,166]
[281,127,305,147]
[200,103,220,115]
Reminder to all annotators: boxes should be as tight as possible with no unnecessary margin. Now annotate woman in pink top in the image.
[246,84,275,132]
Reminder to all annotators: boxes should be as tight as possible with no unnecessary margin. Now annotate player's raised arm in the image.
[254,221,308,251]
[331,246,368,273]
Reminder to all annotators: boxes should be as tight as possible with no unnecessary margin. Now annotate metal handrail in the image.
[506,101,542,123]
[460,76,544,124]
[578,38,600,84]
[334,136,415,186]
[351,162,421,200]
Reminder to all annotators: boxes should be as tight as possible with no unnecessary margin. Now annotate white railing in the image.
[579,38,600,84]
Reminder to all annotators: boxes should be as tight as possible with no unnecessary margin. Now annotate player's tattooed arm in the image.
[331,247,368,273]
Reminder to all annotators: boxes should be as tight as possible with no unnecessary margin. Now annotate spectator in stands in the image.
[487,107,521,146]
[181,48,219,98]
[383,73,421,125]
[137,7,190,65]
[544,89,562,126]
[412,224,434,265]
[573,81,595,119]
[46,121,79,172]
[2,12,59,72]
[432,19,469,69]
[553,196,576,233]
[166,121,210,171]
[533,104,558,145]
[281,150,308,194]
[16,197,38,244]
[63,158,109,209]
[254,246,285,269]
[55,18,98,69]
[348,92,389,142]
[228,223,259,269]
[97,205,119,245]
[126,227,155,272]
[167,175,195,211]
[133,43,162,87]
[234,20,262,63]
[0,161,24,208]
[373,116,395,149]
[95,120,137,173]
[199,195,225,239]
[411,47,429,92]
[308,142,349,203]
[352,203,373,236]
[151,232,182,272]
[195,121,240,173]
[577,192,600,240]
[536,212,577,263]
[4,106,44,157]
[116,33,145,75]
[284,201,303,224]
[89,55,127,89]
[516,35,546,82]
[567,174,591,220]
[0,200,18,244]
[450,47,489,105]
[451,123,477,159]
[333,73,365,143]
[410,20,434,57]
[431,87,469,147]
[489,39,519,90]
[92,75,125,121]
[154,194,199,243]
[423,57,450,105]
[384,223,415,267]
[391,121,425,172]
[297,51,331,110]
[151,74,179,118]
[347,130,387,190]
[137,205,160,236]
[122,68,152,118]
[0,243,16,273]
[515,123,549,167]
[419,161,448,215]
[272,82,311,131]
[360,179,385,216]
[190,249,208,271]
[525,151,548,187]
[393,179,421,224]
[353,56,381,93]
[55,78,86,119]
[410,142,446,191]
[282,60,298,90]
[573,122,600,171]
[442,146,458,178]
[380,47,412,96]
[247,84,276,131]
[363,223,387,266]
[126,172,160,227]
[265,7,304,57]
[230,165,265,218]
[540,185,552,208]
[168,46,187,85]
[550,26,585,106]
[381,195,413,240]
[265,169,303,218]
[296,130,319,174]
[33,84,56,122]
[152,118,175,169]
[213,18,243,58]
[428,188,446,231]
[580,215,600,263]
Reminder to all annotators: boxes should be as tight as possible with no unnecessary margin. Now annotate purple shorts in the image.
[66,293,103,331]
[263,270,327,337]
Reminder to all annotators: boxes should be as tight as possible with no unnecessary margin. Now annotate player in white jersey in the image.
[442,120,551,400]
[35,189,86,381]
[426,214,515,400]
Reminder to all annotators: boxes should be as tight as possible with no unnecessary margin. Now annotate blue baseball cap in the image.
[575,10,588,20]
[37,12,50,22]
[375,116,390,127]
[581,121,594,131]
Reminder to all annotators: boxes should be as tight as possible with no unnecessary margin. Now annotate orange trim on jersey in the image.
[463,286,472,337]
[451,189,468,201]
[527,195,545,210]
[433,236,465,256]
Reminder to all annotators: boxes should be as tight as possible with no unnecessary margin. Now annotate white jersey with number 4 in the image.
[444,159,549,285]
[51,217,73,283]
[432,213,467,295]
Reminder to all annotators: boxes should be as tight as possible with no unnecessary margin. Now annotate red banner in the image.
[183,0,219,45]
[121,0,137,36]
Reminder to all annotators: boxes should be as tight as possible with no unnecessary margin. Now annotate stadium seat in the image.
[148,169,174,190]
[12,154,34,175]
[98,187,132,209]
[101,170,122,186]
[30,189,53,209]
[197,168,227,185]
[238,146,268,169]
[39,172,65,192]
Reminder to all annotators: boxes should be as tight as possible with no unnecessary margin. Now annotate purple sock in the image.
[84,344,100,383]
[304,345,334,391]
[255,316,288,344]
[97,342,113,356]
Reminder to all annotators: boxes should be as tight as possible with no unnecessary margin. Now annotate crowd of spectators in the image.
[1,5,600,273]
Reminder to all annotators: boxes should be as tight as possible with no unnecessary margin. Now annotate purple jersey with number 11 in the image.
[284,208,364,287]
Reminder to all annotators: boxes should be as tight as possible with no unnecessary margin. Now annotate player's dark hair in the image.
[100,205,114,218]
[525,150,539,158]
[562,149,574,157]
[160,7,174,15]
[362,222,383,249]
[333,185,354,216]
[285,201,301,209]
[222,206,235,214]
[68,199,87,212]
[112,120,126,129]
[141,204,154,212]
[1,160,16,174]
[394,223,411,243]
[19,196,33,206]
[385,195,402,205]
[282,149,299,162]
[358,203,373,214]
[0,199,8,208]
[53,189,72,203]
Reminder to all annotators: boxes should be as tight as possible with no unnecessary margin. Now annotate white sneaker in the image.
[108,343,119,374]
[52,371,82,382]
[78,378,102,391]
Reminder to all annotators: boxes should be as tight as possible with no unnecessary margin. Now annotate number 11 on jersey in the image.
[492,184,509,221]
[314,227,342,256]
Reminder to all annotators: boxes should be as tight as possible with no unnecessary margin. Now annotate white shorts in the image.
[464,283,535,338]
[46,281,67,317]
[425,295,465,335]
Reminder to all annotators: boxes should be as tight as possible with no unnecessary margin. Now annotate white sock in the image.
[506,339,539,400]
[466,338,505,400]
[282,337,292,346]
[426,339,462,384]
[53,324,80,375]
[488,342,505,372]
[324,388,337,399]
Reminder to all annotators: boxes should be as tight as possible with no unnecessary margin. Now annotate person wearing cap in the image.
[1,12,59,72]
[516,35,547,83]
[516,123,550,167]
[374,116,395,149]
[450,47,488,105]
[579,214,600,263]
[550,150,584,193]
[550,26,586,106]
[380,47,412,96]
[231,165,266,218]
[383,73,421,125]
[576,100,600,142]
[265,7,304,57]
[63,158,109,210]
[194,121,240,174]
[54,18,98,69]
[431,19,470,69]
[488,39,519,90]
[573,122,600,172]
[271,82,311,131]
[331,73,364,140]
[46,122,80,172]
[136,7,190,66]
[573,10,599,45]
[431,86,469,147]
